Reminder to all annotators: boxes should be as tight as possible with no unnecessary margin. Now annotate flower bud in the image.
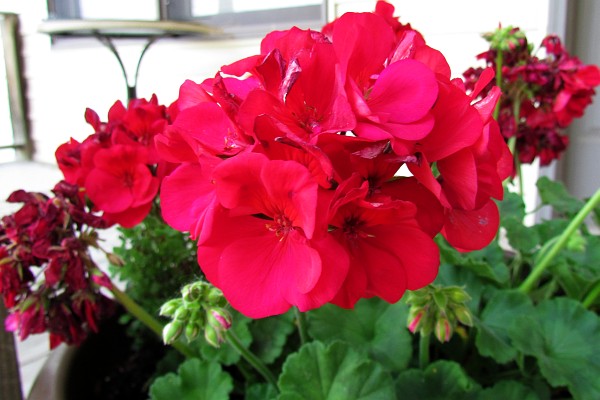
[173,307,190,321]
[407,310,423,333]
[204,324,224,348]
[452,305,473,327]
[434,317,452,343]
[207,307,232,330]
[185,321,202,342]
[182,282,205,303]
[163,320,183,345]
[446,287,471,303]
[159,299,182,317]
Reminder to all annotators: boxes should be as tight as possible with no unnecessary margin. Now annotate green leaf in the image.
[149,358,233,400]
[509,298,600,400]
[477,380,539,400]
[199,312,252,365]
[249,311,295,364]
[502,217,540,253]
[307,298,412,371]
[436,237,509,285]
[475,290,534,363]
[536,177,585,216]
[395,360,480,399]
[498,189,526,222]
[278,341,395,400]
[245,383,278,400]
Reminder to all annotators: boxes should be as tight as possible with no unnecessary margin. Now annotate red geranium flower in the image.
[85,144,159,228]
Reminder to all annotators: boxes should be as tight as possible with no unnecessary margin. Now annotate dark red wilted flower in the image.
[0,183,115,348]
[464,26,600,166]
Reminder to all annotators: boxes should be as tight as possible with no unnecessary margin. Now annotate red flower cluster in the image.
[55,95,171,227]
[158,2,512,318]
[464,27,600,166]
[0,182,114,348]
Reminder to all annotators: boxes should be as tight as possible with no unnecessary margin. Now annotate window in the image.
[0,13,31,162]
[47,0,327,38]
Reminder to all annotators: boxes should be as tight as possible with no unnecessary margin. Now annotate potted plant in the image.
[2,2,599,399]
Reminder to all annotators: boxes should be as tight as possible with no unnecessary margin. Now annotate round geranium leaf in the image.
[475,290,534,364]
[149,358,232,400]
[249,311,295,364]
[395,360,480,399]
[477,380,539,400]
[509,297,600,400]
[307,297,412,371]
[278,341,395,400]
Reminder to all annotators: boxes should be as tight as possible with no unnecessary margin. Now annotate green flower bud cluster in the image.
[406,285,473,343]
[483,25,532,53]
[159,281,232,348]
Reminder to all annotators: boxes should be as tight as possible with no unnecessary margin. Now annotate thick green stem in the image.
[582,280,600,309]
[110,285,195,358]
[294,307,308,345]
[419,333,430,369]
[519,188,600,293]
[226,330,279,391]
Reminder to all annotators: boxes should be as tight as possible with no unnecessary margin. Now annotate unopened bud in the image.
[173,307,190,321]
[182,282,205,303]
[446,287,471,303]
[408,311,423,333]
[204,324,224,348]
[452,305,473,327]
[207,308,232,330]
[163,321,183,345]
[159,299,182,317]
[434,318,452,343]
[185,321,202,341]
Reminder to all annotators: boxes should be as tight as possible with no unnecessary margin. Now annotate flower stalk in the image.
[519,187,600,293]
[582,280,600,309]
[225,330,279,392]
[419,333,430,369]
[294,307,309,345]
[110,285,195,358]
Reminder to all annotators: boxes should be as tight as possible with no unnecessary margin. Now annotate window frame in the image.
[47,0,328,39]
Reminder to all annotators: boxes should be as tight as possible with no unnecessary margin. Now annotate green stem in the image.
[493,50,503,120]
[419,333,430,369]
[582,280,600,309]
[110,285,195,358]
[519,188,600,293]
[226,330,279,391]
[294,307,308,345]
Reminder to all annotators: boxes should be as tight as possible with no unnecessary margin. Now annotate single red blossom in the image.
[85,144,159,227]
[197,153,349,318]
[329,192,439,308]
